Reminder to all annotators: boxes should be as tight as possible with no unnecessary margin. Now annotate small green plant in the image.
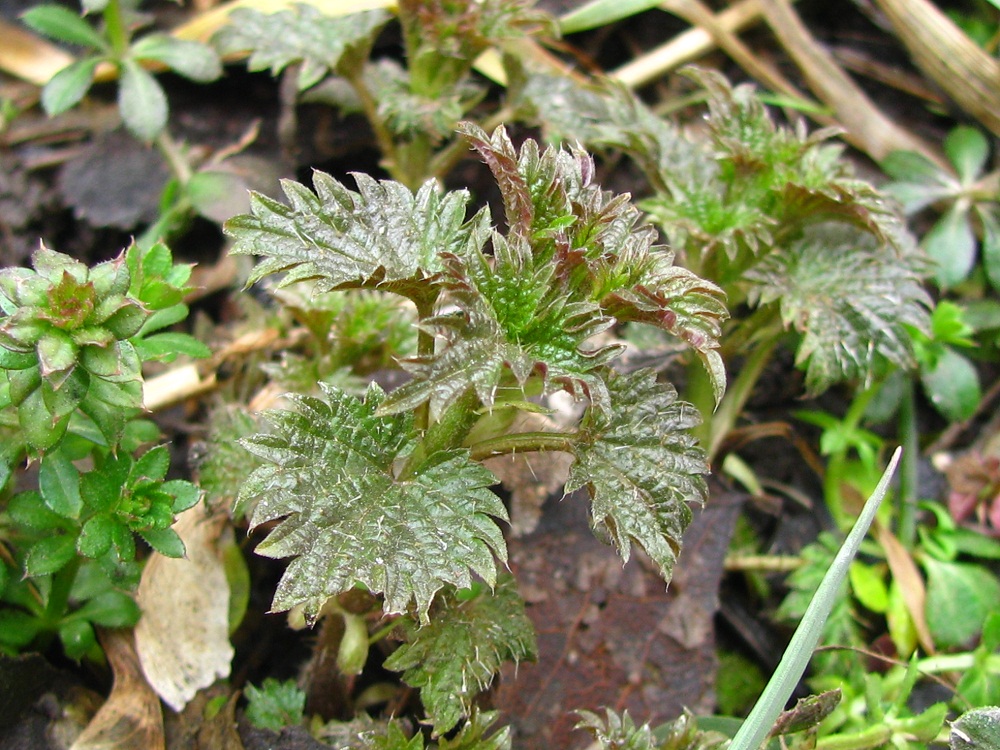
[213,0,552,189]
[0,242,207,659]
[221,121,726,735]
[882,125,1000,291]
[244,677,307,732]
[515,68,932,462]
[22,0,221,141]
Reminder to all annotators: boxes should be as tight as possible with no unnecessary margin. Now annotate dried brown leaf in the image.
[70,629,165,750]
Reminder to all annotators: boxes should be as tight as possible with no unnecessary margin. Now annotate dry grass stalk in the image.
[872,0,1000,137]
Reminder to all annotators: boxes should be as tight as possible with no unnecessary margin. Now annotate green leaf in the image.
[226,172,483,295]
[730,449,900,750]
[925,203,977,289]
[978,205,1000,294]
[559,0,662,34]
[24,533,78,577]
[951,707,1000,750]
[162,479,201,513]
[881,151,956,215]
[139,527,186,557]
[244,678,306,732]
[73,590,141,627]
[18,386,69,450]
[39,451,83,518]
[212,6,391,89]
[21,5,107,50]
[118,61,168,142]
[945,126,989,184]
[379,238,622,419]
[238,382,508,623]
[8,491,70,532]
[37,329,77,377]
[848,561,888,613]
[565,369,707,583]
[745,223,931,392]
[923,558,1000,648]
[59,619,96,660]
[920,346,981,422]
[383,577,536,734]
[0,610,42,649]
[133,332,211,362]
[80,454,130,513]
[77,513,116,558]
[40,58,101,116]
[129,34,221,83]
[133,444,169,483]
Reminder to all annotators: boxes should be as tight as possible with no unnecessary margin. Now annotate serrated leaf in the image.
[565,369,707,583]
[129,34,221,83]
[118,60,167,142]
[41,58,101,116]
[226,172,484,296]
[212,6,390,89]
[380,236,622,419]
[745,223,931,393]
[238,382,508,622]
[384,577,536,734]
[21,5,107,49]
[244,678,306,732]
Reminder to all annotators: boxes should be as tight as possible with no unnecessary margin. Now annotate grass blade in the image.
[728,446,902,750]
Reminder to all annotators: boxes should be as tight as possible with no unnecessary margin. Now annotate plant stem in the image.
[896,376,919,548]
[814,724,892,750]
[468,431,576,462]
[155,129,192,185]
[44,555,81,628]
[690,335,780,463]
[102,0,129,57]
[428,105,516,181]
[344,70,401,183]
[400,389,483,480]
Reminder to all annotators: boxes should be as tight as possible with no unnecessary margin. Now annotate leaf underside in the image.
[237,382,508,622]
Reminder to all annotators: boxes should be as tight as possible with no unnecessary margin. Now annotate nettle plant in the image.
[515,69,933,459]
[224,122,727,736]
[212,0,552,189]
[0,242,207,658]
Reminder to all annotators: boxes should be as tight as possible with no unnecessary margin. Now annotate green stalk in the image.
[102,0,129,57]
[895,376,919,548]
[400,389,483,480]
[706,337,779,461]
[468,431,576,462]
[814,724,892,750]
[44,555,81,628]
[728,447,901,750]
[344,69,402,183]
